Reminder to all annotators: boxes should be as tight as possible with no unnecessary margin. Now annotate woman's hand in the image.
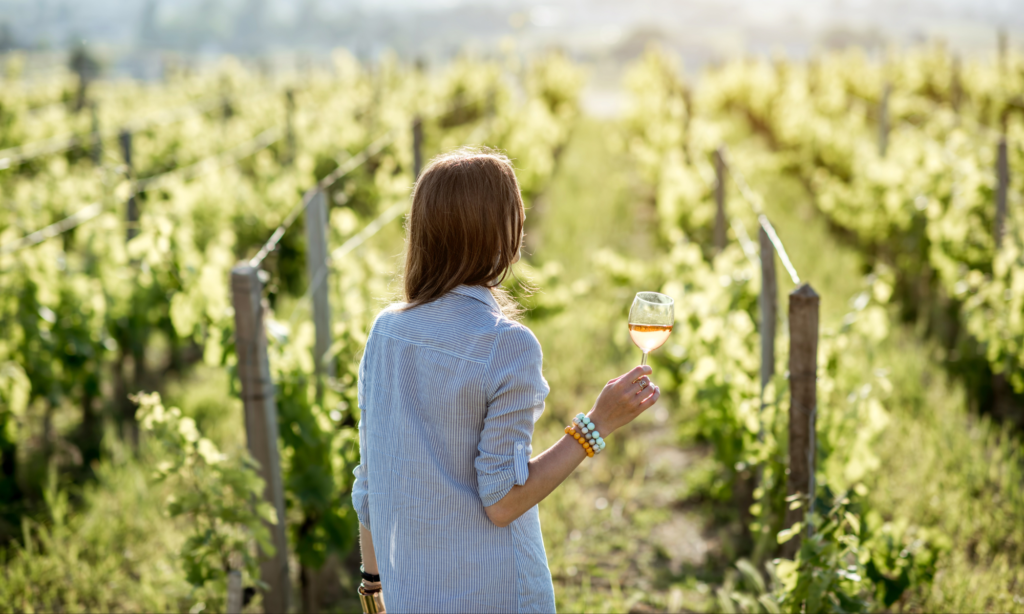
[484,364,660,527]
[587,365,660,437]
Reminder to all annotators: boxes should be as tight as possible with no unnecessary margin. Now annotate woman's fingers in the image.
[631,375,652,395]
[635,385,661,412]
[608,365,653,390]
[592,366,657,435]
[622,365,652,386]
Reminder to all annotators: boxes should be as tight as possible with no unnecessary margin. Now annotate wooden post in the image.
[305,190,334,380]
[950,55,962,112]
[369,70,382,136]
[74,57,88,113]
[682,87,694,165]
[759,226,777,397]
[782,283,819,559]
[713,147,727,253]
[879,83,890,158]
[222,95,234,123]
[231,265,290,614]
[226,569,243,614]
[998,29,1008,75]
[119,129,139,243]
[285,89,296,165]
[995,136,1009,248]
[412,116,424,179]
[90,102,102,166]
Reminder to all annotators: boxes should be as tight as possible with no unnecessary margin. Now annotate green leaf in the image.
[178,417,201,443]
[773,559,799,593]
[253,525,276,557]
[735,558,766,594]
[844,511,861,536]
[715,587,737,614]
[256,502,279,526]
[806,574,827,614]
[758,594,782,614]
[777,523,802,544]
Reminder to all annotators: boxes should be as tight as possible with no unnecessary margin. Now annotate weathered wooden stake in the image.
[231,265,290,614]
[285,89,296,165]
[713,147,727,253]
[682,88,694,165]
[412,116,424,179]
[226,569,243,614]
[995,136,1009,248]
[302,192,332,614]
[90,102,102,166]
[950,55,962,112]
[119,129,139,243]
[879,83,891,158]
[305,189,334,380]
[759,226,777,398]
[73,59,88,112]
[782,283,819,559]
[368,69,382,137]
[222,95,234,123]
[998,29,1008,75]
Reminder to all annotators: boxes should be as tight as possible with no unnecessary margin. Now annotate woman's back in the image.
[352,148,661,613]
[353,284,556,613]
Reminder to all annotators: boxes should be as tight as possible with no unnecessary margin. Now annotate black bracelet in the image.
[360,564,381,583]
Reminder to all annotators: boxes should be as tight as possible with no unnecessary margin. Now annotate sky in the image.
[0,0,1020,78]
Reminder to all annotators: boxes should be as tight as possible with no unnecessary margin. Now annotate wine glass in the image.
[628,292,675,366]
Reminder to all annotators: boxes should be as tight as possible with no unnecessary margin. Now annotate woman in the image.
[352,148,661,613]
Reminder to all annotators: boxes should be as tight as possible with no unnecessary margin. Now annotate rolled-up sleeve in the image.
[475,324,549,508]
[351,345,372,529]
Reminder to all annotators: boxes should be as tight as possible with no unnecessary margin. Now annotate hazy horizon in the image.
[1,0,1021,87]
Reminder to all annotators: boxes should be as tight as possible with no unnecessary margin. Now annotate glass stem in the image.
[641,351,648,366]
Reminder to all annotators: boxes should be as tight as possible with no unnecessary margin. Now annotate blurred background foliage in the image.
[0,6,1023,612]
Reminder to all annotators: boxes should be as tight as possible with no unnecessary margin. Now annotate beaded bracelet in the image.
[564,424,595,457]
[564,412,607,457]
[574,413,607,453]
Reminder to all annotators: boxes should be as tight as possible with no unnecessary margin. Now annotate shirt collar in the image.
[450,284,502,314]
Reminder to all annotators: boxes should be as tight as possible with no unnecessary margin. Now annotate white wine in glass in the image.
[628,292,674,366]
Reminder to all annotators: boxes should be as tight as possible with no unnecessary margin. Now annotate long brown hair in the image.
[403,147,525,318]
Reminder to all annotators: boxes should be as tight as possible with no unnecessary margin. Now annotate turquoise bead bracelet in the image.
[573,413,606,453]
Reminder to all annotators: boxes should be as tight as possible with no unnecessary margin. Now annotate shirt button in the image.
[517,444,524,450]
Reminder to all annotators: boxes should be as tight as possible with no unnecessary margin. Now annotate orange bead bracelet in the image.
[564,425,595,457]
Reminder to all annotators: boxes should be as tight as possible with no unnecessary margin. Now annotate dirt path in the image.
[526,119,721,613]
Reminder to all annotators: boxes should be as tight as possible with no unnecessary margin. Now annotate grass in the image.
[868,329,1024,613]
[0,430,191,613]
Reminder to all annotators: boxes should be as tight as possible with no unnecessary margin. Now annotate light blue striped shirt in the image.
[352,284,556,613]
